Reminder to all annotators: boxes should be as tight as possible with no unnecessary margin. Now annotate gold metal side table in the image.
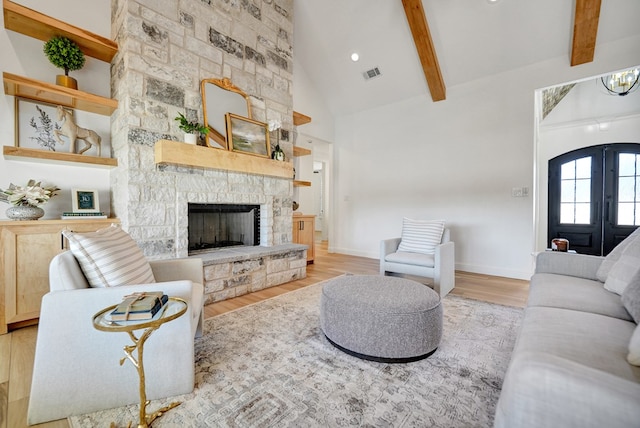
[93,297,188,428]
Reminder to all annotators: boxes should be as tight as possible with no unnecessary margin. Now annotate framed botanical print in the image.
[14,97,110,156]
[15,97,61,151]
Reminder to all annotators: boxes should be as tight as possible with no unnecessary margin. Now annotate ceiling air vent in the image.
[363,67,381,81]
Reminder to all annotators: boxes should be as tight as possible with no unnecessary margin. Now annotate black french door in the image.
[548,143,640,256]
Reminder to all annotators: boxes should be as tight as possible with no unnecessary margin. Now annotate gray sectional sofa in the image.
[494,235,640,427]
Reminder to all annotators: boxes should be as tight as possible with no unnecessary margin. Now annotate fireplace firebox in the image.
[188,203,260,253]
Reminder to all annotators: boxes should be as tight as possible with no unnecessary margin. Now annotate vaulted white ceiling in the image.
[294,0,640,115]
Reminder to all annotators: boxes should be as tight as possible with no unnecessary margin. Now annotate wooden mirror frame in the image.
[201,78,253,149]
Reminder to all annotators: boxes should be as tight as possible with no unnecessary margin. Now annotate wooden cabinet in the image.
[292,214,315,263]
[0,218,116,334]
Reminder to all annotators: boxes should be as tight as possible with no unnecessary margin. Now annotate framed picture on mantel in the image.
[225,113,271,158]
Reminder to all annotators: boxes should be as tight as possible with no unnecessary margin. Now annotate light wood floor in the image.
[1,241,529,428]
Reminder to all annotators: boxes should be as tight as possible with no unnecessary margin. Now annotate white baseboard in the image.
[453,263,531,280]
[327,247,532,280]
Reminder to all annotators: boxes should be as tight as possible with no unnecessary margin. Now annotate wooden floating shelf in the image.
[293,111,312,126]
[293,146,312,157]
[3,0,118,62]
[154,139,294,180]
[3,72,117,116]
[293,180,311,187]
[3,146,118,168]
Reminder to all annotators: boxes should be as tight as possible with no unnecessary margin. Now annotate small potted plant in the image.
[43,36,86,90]
[0,179,60,220]
[175,112,209,144]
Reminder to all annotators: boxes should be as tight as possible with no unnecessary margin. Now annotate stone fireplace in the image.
[109,0,303,303]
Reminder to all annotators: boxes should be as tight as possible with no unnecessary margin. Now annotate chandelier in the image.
[601,68,639,96]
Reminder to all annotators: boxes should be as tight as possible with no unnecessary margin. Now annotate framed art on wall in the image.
[15,97,61,152]
[225,113,271,158]
[14,97,111,157]
[71,189,100,213]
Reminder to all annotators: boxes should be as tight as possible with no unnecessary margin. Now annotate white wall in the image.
[292,57,334,143]
[331,35,640,279]
[0,1,112,220]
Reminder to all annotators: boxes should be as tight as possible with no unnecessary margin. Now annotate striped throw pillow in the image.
[397,218,445,255]
[63,224,156,288]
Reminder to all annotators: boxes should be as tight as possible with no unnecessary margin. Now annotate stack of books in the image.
[110,291,168,321]
[61,211,107,220]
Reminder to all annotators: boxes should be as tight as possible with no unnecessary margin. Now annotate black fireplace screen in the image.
[188,203,260,252]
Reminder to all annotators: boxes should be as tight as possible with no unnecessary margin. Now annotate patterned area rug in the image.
[69,280,523,428]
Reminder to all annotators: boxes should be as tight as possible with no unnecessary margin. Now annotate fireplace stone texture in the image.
[109,0,299,301]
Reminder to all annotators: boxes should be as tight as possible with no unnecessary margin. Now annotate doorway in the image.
[548,143,640,255]
[295,133,333,249]
[312,161,328,241]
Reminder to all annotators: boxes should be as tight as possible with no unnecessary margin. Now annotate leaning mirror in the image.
[201,78,253,149]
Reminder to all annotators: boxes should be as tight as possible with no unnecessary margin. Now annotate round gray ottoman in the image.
[320,275,442,363]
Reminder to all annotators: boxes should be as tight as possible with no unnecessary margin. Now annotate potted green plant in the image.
[175,112,209,144]
[43,36,86,90]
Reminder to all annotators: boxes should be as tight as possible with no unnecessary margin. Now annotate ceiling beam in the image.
[571,0,602,66]
[401,0,446,101]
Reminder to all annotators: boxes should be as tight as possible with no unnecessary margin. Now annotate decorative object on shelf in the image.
[0,179,60,220]
[268,119,285,161]
[5,205,45,221]
[293,201,299,211]
[43,36,86,90]
[54,105,102,155]
[175,112,209,145]
[551,238,569,252]
[601,68,639,96]
[226,113,271,158]
[71,188,100,213]
[272,145,285,161]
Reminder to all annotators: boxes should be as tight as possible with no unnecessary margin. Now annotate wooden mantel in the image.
[154,139,294,179]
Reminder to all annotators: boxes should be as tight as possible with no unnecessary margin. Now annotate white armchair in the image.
[380,228,455,297]
[27,250,204,425]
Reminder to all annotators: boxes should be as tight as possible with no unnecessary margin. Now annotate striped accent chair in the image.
[380,219,455,297]
[27,226,204,425]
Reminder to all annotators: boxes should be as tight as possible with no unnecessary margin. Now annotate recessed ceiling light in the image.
[487,0,500,3]
[351,53,359,62]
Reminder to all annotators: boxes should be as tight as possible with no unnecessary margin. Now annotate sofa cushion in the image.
[384,251,435,268]
[604,235,640,295]
[397,218,444,255]
[629,326,640,366]
[514,307,638,382]
[596,227,640,282]
[63,224,156,288]
[529,273,632,321]
[621,273,640,323]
